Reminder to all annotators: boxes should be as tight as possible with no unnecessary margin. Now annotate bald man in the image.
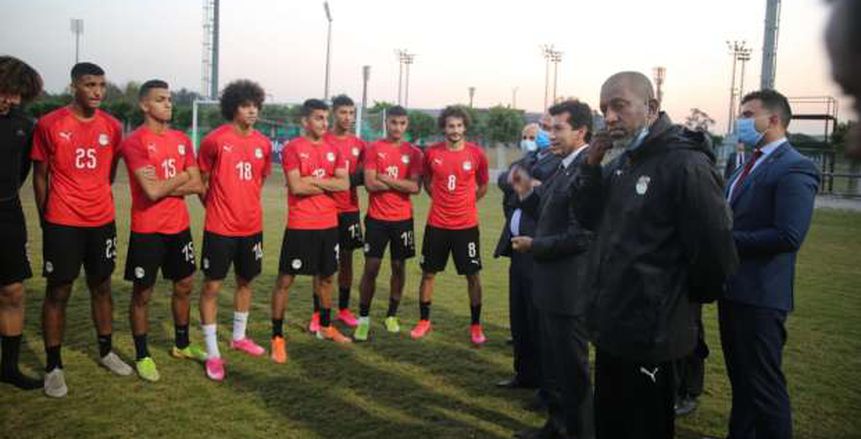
[825,0,861,159]
[575,71,737,439]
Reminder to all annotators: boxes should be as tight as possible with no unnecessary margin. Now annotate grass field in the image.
[1,163,860,438]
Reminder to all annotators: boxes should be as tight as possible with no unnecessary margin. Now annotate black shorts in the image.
[278,227,339,277]
[364,216,415,261]
[0,201,32,286]
[201,231,263,281]
[420,225,482,275]
[337,211,364,251]
[42,221,117,283]
[124,229,196,288]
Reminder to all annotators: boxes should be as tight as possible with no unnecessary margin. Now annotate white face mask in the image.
[520,139,537,151]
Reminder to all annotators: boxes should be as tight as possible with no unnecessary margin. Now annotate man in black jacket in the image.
[0,56,43,390]
[576,72,737,439]
[511,100,595,439]
[494,123,560,390]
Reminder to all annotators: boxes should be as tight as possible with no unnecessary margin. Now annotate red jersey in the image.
[121,126,196,234]
[364,139,423,222]
[198,124,272,236]
[423,142,489,229]
[282,136,347,230]
[30,107,122,227]
[323,132,364,213]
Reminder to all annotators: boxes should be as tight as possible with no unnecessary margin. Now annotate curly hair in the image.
[0,56,43,104]
[437,105,471,130]
[219,79,265,121]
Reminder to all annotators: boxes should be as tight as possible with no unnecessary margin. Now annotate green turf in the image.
[1,164,859,438]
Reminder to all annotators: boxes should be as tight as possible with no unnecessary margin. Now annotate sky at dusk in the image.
[0,0,852,133]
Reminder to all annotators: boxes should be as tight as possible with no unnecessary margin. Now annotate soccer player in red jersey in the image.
[411,106,489,345]
[197,80,272,381]
[32,63,132,398]
[318,94,364,330]
[353,105,423,341]
[120,80,207,382]
[270,99,352,362]
[0,56,43,391]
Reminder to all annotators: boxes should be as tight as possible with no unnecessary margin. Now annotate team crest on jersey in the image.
[45,261,54,273]
[401,155,410,164]
[635,175,651,195]
[351,147,360,157]
[178,144,186,155]
[98,133,109,146]
[147,143,158,153]
[463,161,473,171]
[135,267,145,279]
[202,258,210,270]
[255,148,263,159]
[292,259,302,270]
[326,152,336,162]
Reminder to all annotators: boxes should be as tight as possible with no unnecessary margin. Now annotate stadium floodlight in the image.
[323,1,333,100]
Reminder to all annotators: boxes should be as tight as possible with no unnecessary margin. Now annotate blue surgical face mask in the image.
[536,130,551,150]
[520,139,537,151]
[736,117,765,147]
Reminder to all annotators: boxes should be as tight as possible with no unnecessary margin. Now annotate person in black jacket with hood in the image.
[575,71,738,439]
[0,55,43,390]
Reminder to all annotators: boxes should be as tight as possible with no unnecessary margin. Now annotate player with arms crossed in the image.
[270,99,352,364]
[353,105,422,341]
[120,80,207,382]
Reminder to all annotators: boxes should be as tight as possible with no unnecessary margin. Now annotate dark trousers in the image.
[538,312,594,438]
[509,251,541,385]
[675,306,706,399]
[719,300,792,439]
[594,349,676,439]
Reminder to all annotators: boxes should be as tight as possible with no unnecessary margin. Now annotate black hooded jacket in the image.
[575,113,738,363]
[0,106,34,209]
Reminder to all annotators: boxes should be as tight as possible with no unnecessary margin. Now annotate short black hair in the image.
[437,105,471,130]
[219,79,265,121]
[741,89,792,128]
[548,99,594,141]
[301,98,329,117]
[331,94,354,110]
[387,105,408,118]
[139,79,169,100]
[71,62,104,81]
[0,56,43,103]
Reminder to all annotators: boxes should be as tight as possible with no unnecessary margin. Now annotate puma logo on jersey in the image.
[639,366,659,383]
[58,131,72,141]
[222,144,233,152]
[377,152,387,159]
[299,153,310,159]
[433,158,443,165]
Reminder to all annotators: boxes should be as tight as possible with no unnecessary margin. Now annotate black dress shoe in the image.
[497,377,534,389]
[523,393,548,412]
[514,421,559,438]
[674,396,699,417]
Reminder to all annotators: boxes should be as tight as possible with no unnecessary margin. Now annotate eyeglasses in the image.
[521,135,536,140]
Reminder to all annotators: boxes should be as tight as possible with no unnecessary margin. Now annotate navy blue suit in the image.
[720,141,819,439]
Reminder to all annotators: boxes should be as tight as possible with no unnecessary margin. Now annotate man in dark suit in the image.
[510,100,595,439]
[494,124,560,390]
[724,143,747,181]
[721,89,819,439]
